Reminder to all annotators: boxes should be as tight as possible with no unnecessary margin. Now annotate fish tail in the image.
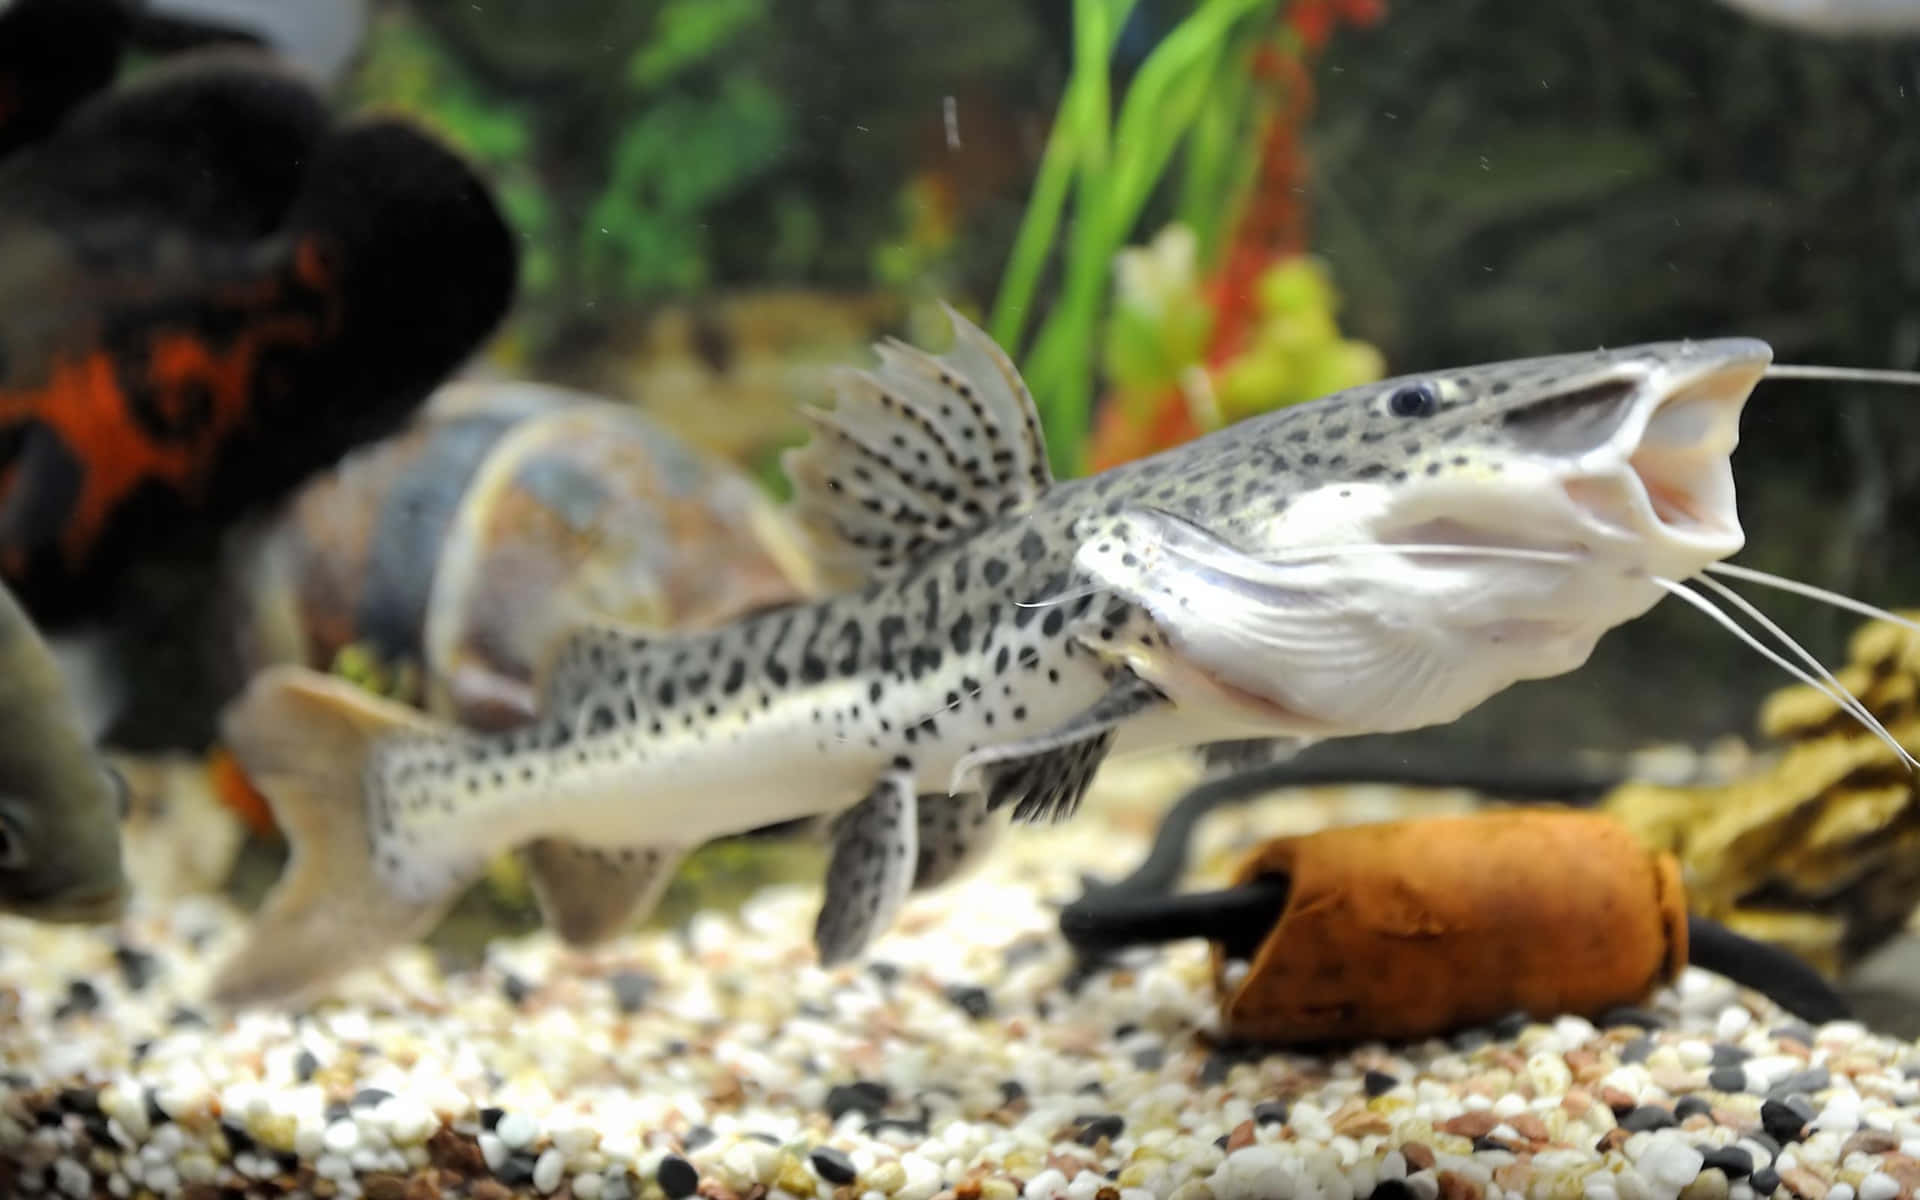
[207,666,466,1009]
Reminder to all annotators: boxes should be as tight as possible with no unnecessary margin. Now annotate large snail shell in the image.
[237,380,822,730]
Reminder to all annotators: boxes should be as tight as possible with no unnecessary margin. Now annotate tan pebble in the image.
[1096,1189,1121,1200]
[1438,1169,1483,1200]
[1600,1088,1637,1114]
[470,1183,513,1200]
[1595,1129,1631,1154]
[363,1175,408,1200]
[954,1183,982,1200]
[868,1161,907,1193]
[1845,1131,1902,1157]
[1782,1166,1831,1200]
[313,1181,338,1199]
[979,1180,1020,1200]
[1563,1090,1594,1118]
[1226,1120,1257,1152]
[1494,1163,1536,1190]
[1440,1112,1499,1139]
[1402,1143,1436,1172]
[180,1186,220,1200]
[775,1159,816,1195]
[1566,1050,1606,1083]
[1882,1154,1920,1192]
[1510,1114,1550,1143]
[1652,1067,1705,1093]
[405,1174,443,1200]
[1333,1101,1392,1138]
[1681,1168,1731,1200]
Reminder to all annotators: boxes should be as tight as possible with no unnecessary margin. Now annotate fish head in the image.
[0,750,131,924]
[1074,337,1771,737]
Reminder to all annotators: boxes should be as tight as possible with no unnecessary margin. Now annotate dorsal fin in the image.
[782,303,1052,587]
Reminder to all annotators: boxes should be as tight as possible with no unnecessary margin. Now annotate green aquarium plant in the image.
[988,0,1384,477]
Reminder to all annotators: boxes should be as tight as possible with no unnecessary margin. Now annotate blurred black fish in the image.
[0,47,518,624]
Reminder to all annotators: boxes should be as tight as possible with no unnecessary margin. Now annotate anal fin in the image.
[987,729,1118,825]
[521,839,685,947]
[813,772,917,966]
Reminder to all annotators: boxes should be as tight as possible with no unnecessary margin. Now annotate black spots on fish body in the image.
[982,557,1009,587]
[1041,609,1065,638]
[949,613,974,654]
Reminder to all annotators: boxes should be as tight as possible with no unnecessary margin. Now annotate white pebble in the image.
[1024,1167,1069,1199]
[573,1174,604,1200]
[54,1159,90,1199]
[1829,1186,1855,1200]
[478,1132,508,1172]
[1717,1007,1753,1039]
[533,1148,565,1194]
[497,1110,539,1151]
[322,1120,359,1155]
[1858,1173,1899,1200]
[1638,1134,1705,1189]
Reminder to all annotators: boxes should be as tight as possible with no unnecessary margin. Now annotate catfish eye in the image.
[1388,383,1438,418]
[0,812,24,871]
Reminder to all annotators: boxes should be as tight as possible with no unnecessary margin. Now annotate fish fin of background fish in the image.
[781,303,1053,589]
[208,665,459,1008]
[521,839,686,947]
[0,426,83,565]
[0,0,130,160]
[909,790,1000,892]
[813,772,919,966]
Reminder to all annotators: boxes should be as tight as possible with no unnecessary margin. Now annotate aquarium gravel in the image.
[4,766,1920,1200]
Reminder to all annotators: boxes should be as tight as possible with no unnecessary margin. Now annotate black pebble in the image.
[1710,1043,1752,1068]
[351,1088,393,1108]
[825,1081,891,1121]
[657,1154,700,1199]
[1748,1131,1782,1158]
[608,969,655,1014]
[944,984,992,1019]
[1773,1023,1816,1047]
[1773,1068,1830,1097]
[1075,1114,1124,1146]
[168,1005,209,1030]
[221,1120,256,1156]
[1675,1097,1714,1121]
[810,1146,857,1185]
[1076,1081,1105,1097]
[479,1107,505,1130]
[746,1131,780,1146]
[683,1125,715,1151]
[1620,1036,1656,1065]
[1701,1145,1753,1179]
[867,962,901,985]
[500,973,532,1006]
[142,1090,168,1128]
[1370,1182,1418,1200]
[325,1101,352,1123]
[1471,1135,1507,1153]
[1599,1006,1666,1031]
[1760,1098,1808,1142]
[498,1152,538,1185]
[1491,1011,1531,1039]
[1750,1166,1781,1196]
[56,1088,100,1116]
[112,944,158,992]
[1363,1071,1398,1098]
[1254,1100,1288,1126]
[1621,1106,1676,1132]
[999,1080,1026,1106]
[1708,1068,1749,1093]
[54,980,100,1019]
[1452,1030,1492,1052]
[295,1051,320,1083]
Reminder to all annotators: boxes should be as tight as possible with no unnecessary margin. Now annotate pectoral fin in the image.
[813,771,917,966]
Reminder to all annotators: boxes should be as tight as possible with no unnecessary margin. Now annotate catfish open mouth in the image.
[1551,343,1769,550]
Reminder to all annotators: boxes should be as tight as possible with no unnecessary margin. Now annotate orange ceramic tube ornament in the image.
[1214,810,1690,1044]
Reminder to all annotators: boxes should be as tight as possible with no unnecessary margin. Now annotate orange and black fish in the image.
[0,49,518,624]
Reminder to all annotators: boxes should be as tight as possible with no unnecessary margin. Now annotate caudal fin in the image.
[207,666,460,1009]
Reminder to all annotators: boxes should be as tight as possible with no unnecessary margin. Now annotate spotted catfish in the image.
[207,304,1772,1006]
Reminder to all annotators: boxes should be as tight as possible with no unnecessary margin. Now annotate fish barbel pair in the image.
[212,305,1893,1007]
